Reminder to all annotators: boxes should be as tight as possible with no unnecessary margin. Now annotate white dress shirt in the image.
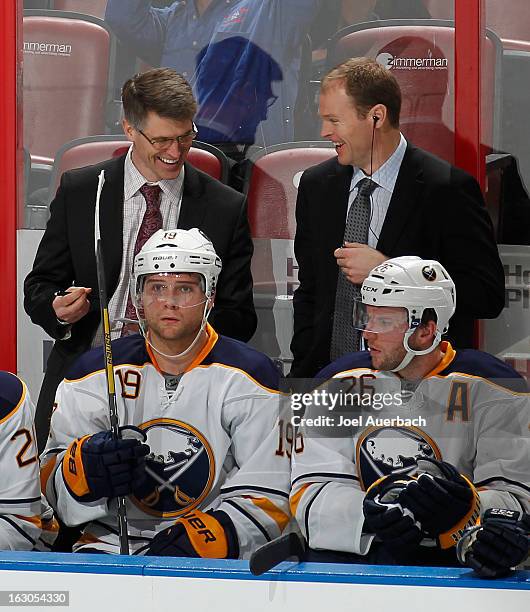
[91,146,185,346]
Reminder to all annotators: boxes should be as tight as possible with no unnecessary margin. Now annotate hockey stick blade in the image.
[249,532,305,576]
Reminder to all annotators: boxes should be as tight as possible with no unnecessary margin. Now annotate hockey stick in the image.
[94,170,130,555]
[249,532,306,576]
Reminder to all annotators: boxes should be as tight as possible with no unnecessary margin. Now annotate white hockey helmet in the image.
[360,256,456,335]
[354,256,456,370]
[132,228,222,304]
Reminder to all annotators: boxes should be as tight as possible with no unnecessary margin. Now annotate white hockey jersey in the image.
[0,371,43,550]
[41,326,290,556]
[291,343,530,556]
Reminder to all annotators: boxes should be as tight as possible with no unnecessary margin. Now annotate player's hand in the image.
[399,458,480,549]
[363,474,422,554]
[53,286,92,324]
[131,454,168,502]
[145,510,238,559]
[334,243,387,284]
[62,426,150,501]
[457,508,530,578]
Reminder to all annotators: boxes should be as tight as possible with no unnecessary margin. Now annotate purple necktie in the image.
[133,184,163,257]
[122,184,163,334]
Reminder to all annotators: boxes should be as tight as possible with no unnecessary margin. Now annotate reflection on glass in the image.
[104,1,322,148]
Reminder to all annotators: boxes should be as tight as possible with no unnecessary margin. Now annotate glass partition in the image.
[16,0,528,387]
[482,0,530,380]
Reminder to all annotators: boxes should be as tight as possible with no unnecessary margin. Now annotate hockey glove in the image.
[145,509,239,559]
[363,474,423,554]
[399,458,481,549]
[457,508,530,578]
[131,454,167,503]
[62,426,150,501]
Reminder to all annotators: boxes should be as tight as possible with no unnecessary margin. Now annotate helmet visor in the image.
[138,273,208,309]
[352,299,409,334]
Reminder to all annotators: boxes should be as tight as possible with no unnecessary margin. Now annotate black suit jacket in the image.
[291,143,505,378]
[24,155,256,448]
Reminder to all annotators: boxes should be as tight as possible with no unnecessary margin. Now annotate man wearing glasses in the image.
[24,68,256,453]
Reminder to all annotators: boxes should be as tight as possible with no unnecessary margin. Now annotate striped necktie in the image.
[330,178,377,360]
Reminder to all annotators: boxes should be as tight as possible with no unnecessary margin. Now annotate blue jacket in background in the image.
[105,0,321,146]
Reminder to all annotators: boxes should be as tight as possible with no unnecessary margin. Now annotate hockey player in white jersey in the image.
[291,256,529,574]
[0,371,54,550]
[41,228,290,557]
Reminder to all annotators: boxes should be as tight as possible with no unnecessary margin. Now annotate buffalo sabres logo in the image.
[132,419,215,518]
[356,426,441,490]
[422,266,437,281]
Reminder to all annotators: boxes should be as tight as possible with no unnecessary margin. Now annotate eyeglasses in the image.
[136,122,198,150]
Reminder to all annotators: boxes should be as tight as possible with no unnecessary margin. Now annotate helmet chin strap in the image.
[140,300,213,361]
[390,329,442,373]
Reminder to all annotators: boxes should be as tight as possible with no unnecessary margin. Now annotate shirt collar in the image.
[350,133,407,193]
[124,145,185,202]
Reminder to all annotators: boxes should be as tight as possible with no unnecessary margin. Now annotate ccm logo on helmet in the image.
[422,266,437,281]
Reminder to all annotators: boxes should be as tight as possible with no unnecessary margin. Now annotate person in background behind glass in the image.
[105,0,323,152]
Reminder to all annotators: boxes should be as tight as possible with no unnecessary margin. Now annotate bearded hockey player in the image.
[291,256,529,575]
[0,371,57,550]
[41,228,289,557]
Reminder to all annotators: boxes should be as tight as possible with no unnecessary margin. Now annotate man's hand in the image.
[363,474,423,556]
[334,243,387,284]
[399,458,481,549]
[53,286,92,324]
[62,426,150,501]
[145,510,239,559]
[457,508,530,578]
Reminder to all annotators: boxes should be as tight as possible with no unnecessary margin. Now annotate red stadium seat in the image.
[48,136,130,197]
[187,141,230,183]
[246,144,336,239]
[51,0,108,18]
[47,135,230,197]
[244,143,336,372]
[23,10,115,168]
[327,20,502,164]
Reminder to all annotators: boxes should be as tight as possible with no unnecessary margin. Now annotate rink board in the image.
[0,552,528,612]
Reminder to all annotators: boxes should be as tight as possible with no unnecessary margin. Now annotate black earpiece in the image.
[373,115,379,123]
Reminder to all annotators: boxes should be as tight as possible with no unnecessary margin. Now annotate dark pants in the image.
[36,347,84,453]
[210,143,252,193]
